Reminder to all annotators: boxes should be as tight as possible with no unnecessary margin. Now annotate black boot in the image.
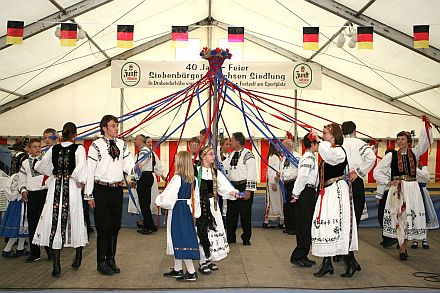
[51,249,61,278]
[96,234,112,276]
[341,252,361,277]
[71,247,83,270]
[313,257,334,277]
[106,236,120,273]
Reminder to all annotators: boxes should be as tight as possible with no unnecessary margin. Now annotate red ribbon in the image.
[422,114,432,153]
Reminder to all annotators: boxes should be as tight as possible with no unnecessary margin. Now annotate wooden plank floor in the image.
[1,228,440,290]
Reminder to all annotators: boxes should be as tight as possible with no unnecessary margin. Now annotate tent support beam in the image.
[305,0,440,63]
[0,0,113,51]
[391,83,440,100]
[214,20,440,126]
[0,18,209,115]
[0,87,23,97]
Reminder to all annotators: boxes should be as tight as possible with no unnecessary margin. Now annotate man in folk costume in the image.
[132,134,165,235]
[280,139,301,235]
[340,121,376,266]
[223,132,257,246]
[374,116,433,261]
[85,115,135,275]
[290,133,319,267]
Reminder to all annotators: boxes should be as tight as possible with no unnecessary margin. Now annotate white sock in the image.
[174,258,183,271]
[184,259,195,274]
[4,238,17,252]
[17,238,26,250]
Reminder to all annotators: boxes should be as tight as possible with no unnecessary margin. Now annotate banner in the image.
[111,60,322,90]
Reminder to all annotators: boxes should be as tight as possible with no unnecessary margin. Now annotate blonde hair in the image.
[199,146,213,162]
[175,151,194,183]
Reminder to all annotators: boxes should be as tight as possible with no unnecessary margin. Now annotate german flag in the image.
[171,26,188,48]
[357,26,373,49]
[6,21,24,45]
[60,23,77,47]
[228,27,244,43]
[303,27,319,50]
[414,25,429,49]
[117,25,134,48]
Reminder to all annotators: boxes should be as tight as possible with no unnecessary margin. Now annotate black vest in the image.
[194,167,218,197]
[52,144,80,176]
[390,149,417,178]
[322,146,348,181]
[10,152,28,175]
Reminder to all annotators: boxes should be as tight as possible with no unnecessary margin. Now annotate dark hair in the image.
[27,138,41,147]
[137,134,147,143]
[303,133,318,149]
[232,132,245,146]
[189,136,200,145]
[220,137,230,146]
[396,131,412,144]
[325,123,344,145]
[267,141,280,159]
[61,122,77,141]
[200,129,207,135]
[43,128,56,136]
[99,115,118,135]
[12,137,29,152]
[341,121,356,135]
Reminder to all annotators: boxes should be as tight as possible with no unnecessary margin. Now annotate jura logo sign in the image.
[121,62,141,86]
[293,63,313,88]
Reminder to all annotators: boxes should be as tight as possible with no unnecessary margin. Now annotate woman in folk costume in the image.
[411,162,439,249]
[263,142,284,228]
[155,151,201,282]
[374,116,432,261]
[195,146,238,274]
[33,122,88,277]
[0,148,29,258]
[311,123,358,278]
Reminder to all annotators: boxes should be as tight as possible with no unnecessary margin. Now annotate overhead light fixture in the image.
[336,33,346,48]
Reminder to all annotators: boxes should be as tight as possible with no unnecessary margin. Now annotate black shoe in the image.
[278,224,285,229]
[15,249,30,257]
[282,229,288,233]
[287,230,296,235]
[243,240,251,246]
[137,229,155,235]
[198,263,212,275]
[136,222,143,229]
[305,256,316,265]
[107,259,120,273]
[207,261,218,271]
[106,236,120,273]
[422,240,430,249]
[411,241,418,249]
[87,227,95,235]
[291,258,312,268]
[313,257,334,277]
[177,271,198,281]
[25,255,41,262]
[97,261,113,275]
[340,254,361,278]
[163,269,184,278]
[383,239,398,249]
[2,250,18,258]
[51,249,61,278]
[399,250,408,261]
[262,223,274,229]
[71,247,83,270]
[228,238,236,244]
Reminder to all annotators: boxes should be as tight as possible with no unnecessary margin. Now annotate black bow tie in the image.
[109,140,120,160]
[230,151,240,167]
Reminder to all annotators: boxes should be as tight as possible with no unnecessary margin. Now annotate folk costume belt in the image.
[283,178,296,184]
[94,180,123,187]
[305,184,316,189]
[392,175,417,182]
[324,176,344,188]
[231,180,247,186]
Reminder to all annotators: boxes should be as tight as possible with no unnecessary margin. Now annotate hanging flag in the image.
[60,23,77,47]
[357,26,373,49]
[117,25,134,48]
[228,27,244,43]
[6,20,24,45]
[413,25,429,49]
[171,26,188,48]
[303,27,319,50]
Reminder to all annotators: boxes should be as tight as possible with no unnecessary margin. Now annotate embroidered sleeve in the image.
[356,142,376,178]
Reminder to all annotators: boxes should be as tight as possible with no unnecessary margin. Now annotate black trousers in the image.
[226,183,253,242]
[93,184,123,263]
[137,171,156,230]
[83,199,92,232]
[351,177,365,226]
[377,190,394,243]
[27,189,50,257]
[291,187,317,261]
[283,180,296,232]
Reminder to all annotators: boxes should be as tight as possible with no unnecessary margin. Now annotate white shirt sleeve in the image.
[122,142,135,176]
[153,153,164,177]
[245,151,257,191]
[318,141,346,165]
[35,147,54,177]
[84,143,98,199]
[292,156,314,198]
[373,152,392,196]
[18,160,28,193]
[155,175,180,210]
[217,170,237,200]
[193,179,201,218]
[416,166,430,183]
[413,126,433,159]
[355,142,376,178]
[71,145,87,184]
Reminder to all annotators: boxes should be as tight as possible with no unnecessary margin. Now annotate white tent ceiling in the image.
[0,0,439,138]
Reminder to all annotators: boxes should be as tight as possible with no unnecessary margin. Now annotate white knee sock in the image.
[183,259,195,274]
[4,238,17,252]
[17,238,26,250]
[174,258,183,271]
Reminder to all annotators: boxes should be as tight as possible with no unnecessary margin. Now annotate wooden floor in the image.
[1,228,440,290]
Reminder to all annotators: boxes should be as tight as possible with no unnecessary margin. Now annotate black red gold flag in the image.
[117,25,134,48]
[60,23,77,47]
[357,26,373,49]
[303,27,319,50]
[414,25,429,49]
[6,20,24,45]
[171,26,188,48]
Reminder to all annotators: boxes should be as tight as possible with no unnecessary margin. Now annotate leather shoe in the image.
[243,240,251,246]
[137,229,154,235]
[305,257,316,265]
[287,230,296,235]
[291,258,312,267]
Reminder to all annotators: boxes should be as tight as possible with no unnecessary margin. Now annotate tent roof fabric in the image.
[0,0,439,131]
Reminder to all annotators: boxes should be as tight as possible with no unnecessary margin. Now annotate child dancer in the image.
[156,151,200,282]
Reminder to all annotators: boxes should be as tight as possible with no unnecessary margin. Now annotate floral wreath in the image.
[200,47,232,60]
